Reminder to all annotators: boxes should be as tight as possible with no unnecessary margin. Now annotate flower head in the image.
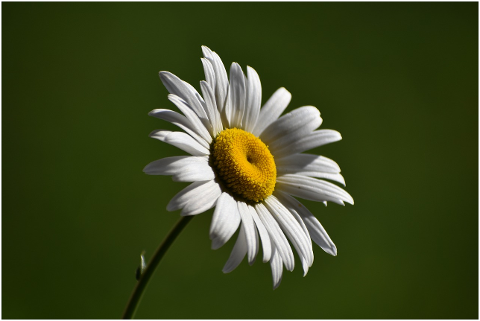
[144,46,353,288]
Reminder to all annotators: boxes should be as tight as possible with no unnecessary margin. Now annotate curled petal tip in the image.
[211,239,222,250]
[147,109,159,117]
[327,248,337,256]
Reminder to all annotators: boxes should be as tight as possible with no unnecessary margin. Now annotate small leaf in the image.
[135,251,146,280]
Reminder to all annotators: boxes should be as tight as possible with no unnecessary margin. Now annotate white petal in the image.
[252,87,291,137]
[238,201,259,265]
[148,109,210,149]
[289,172,345,186]
[143,156,214,182]
[200,81,223,136]
[167,180,215,212]
[255,202,295,271]
[225,63,246,129]
[180,180,221,216]
[168,95,212,144]
[275,155,346,185]
[202,46,229,113]
[275,153,341,174]
[159,71,208,120]
[222,224,247,273]
[274,192,312,249]
[289,209,312,255]
[182,81,214,134]
[276,191,337,256]
[274,197,314,273]
[264,196,314,276]
[273,129,342,159]
[243,66,261,133]
[260,106,322,149]
[149,130,209,156]
[183,80,206,106]
[210,192,241,250]
[201,58,216,89]
[276,174,354,205]
[248,204,272,262]
[221,85,231,127]
[149,129,170,141]
[270,245,283,290]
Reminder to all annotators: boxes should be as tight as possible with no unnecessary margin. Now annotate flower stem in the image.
[122,216,194,319]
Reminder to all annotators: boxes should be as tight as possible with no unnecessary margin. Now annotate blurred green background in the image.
[2,2,477,319]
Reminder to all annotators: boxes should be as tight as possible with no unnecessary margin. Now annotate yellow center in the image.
[212,128,276,202]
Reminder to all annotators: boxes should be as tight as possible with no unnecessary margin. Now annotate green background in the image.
[3,2,478,319]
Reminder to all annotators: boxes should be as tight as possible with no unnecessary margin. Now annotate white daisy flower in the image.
[144,46,353,289]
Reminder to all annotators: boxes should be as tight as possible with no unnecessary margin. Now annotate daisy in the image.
[144,46,353,289]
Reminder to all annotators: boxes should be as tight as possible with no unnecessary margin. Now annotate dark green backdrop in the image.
[3,2,478,319]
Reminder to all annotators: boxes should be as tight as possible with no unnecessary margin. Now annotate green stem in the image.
[122,216,193,319]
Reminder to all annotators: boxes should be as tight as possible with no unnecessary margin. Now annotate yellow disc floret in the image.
[212,128,276,202]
